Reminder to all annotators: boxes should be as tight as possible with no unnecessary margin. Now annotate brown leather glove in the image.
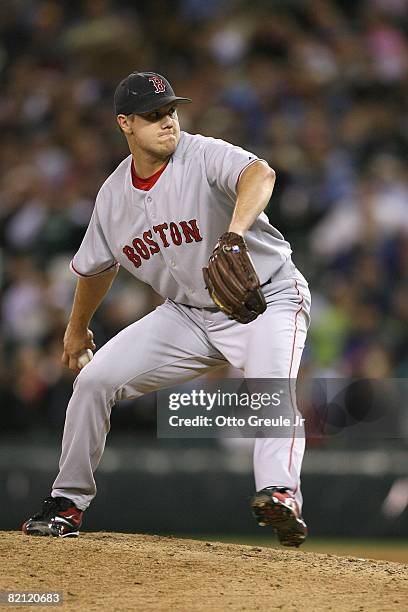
[203,232,267,324]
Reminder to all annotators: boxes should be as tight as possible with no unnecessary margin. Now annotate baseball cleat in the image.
[22,496,83,538]
[251,487,307,547]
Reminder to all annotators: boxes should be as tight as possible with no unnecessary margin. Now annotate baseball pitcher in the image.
[22,72,311,547]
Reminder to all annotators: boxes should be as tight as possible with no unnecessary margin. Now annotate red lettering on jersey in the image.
[179,219,203,244]
[169,222,182,246]
[132,237,150,260]
[149,76,166,93]
[123,219,203,269]
[123,245,141,268]
[153,223,170,247]
[143,230,160,255]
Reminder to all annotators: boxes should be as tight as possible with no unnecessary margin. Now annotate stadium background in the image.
[0,0,407,554]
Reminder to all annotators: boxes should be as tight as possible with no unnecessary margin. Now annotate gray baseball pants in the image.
[52,268,311,511]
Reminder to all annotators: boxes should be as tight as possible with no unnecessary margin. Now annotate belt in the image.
[201,259,297,313]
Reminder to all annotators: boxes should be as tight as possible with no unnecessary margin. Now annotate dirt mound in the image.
[1,531,408,611]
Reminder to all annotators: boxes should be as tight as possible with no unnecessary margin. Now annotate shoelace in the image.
[264,487,290,494]
[33,496,73,519]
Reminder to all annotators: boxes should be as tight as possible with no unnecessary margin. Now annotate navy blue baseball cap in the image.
[114,71,192,115]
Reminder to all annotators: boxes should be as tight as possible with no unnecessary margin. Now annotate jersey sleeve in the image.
[202,137,264,199]
[70,199,118,278]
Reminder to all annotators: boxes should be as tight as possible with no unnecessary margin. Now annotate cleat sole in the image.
[251,493,307,547]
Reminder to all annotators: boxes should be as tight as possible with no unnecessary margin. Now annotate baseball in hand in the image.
[77,349,94,369]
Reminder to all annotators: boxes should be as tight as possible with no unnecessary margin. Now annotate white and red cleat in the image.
[251,487,307,547]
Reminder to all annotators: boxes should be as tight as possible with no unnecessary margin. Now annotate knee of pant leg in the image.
[73,360,114,399]
[73,359,143,403]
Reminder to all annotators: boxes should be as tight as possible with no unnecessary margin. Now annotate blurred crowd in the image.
[1,0,407,433]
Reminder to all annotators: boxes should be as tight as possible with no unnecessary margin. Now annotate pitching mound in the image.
[1,532,408,611]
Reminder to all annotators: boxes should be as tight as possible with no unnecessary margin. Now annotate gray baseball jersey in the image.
[70,131,293,306]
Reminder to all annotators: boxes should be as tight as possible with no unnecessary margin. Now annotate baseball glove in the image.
[203,232,267,324]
